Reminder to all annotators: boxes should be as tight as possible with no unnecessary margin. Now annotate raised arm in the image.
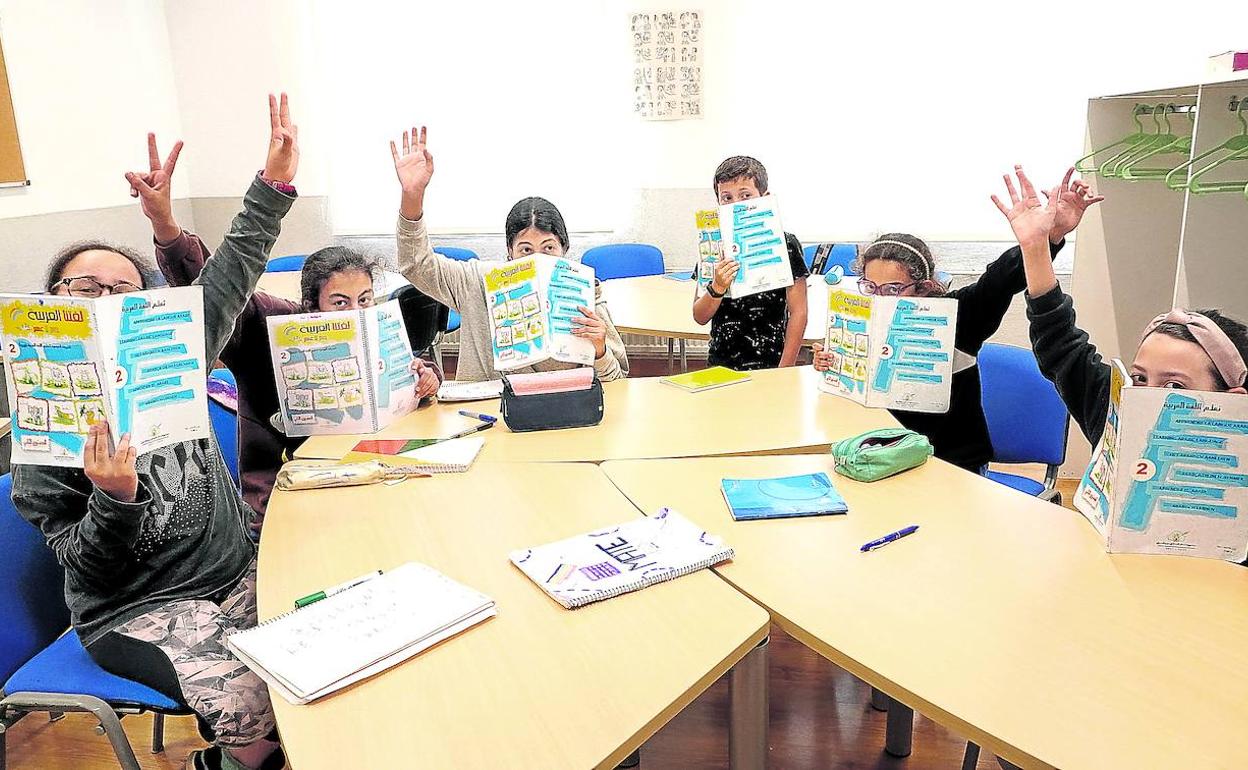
[132,93,298,365]
[391,126,477,310]
[992,166,1089,297]
[952,167,1101,350]
[993,166,1111,442]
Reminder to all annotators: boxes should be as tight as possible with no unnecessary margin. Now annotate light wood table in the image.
[256,269,410,303]
[601,455,1248,770]
[293,366,898,463]
[602,275,830,371]
[258,463,770,770]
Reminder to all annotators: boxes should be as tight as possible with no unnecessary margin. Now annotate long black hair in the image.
[299,246,382,310]
[44,241,155,292]
[504,197,570,253]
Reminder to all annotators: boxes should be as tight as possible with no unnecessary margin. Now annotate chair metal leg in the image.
[0,693,140,770]
[151,712,166,753]
[884,696,914,757]
[962,741,982,770]
[679,339,688,373]
[729,636,768,769]
[869,686,889,711]
[667,338,675,372]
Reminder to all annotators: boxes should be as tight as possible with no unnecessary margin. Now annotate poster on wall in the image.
[631,10,703,121]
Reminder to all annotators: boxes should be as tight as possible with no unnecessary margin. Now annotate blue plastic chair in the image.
[803,243,859,276]
[0,474,190,770]
[208,368,240,487]
[978,343,1069,501]
[433,246,478,263]
[581,243,664,281]
[265,254,307,272]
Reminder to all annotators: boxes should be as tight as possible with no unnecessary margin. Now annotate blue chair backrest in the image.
[803,243,859,276]
[208,368,240,486]
[581,244,664,281]
[0,473,71,683]
[434,247,478,262]
[266,254,307,273]
[979,343,1068,466]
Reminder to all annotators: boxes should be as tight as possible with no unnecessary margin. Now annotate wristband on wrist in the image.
[706,283,726,299]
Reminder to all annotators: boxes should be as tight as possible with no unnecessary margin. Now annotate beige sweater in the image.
[396,214,629,383]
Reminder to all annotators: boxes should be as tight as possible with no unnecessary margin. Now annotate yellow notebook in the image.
[661,366,751,393]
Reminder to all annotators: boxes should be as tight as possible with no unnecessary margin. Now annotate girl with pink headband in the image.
[992,166,1248,447]
[814,167,1102,474]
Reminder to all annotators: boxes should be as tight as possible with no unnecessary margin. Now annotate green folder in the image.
[661,366,751,393]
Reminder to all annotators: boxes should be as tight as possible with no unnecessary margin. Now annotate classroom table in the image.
[255,269,410,303]
[600,455,1248,770]
[258,462,770,770]
[293,366,898,464]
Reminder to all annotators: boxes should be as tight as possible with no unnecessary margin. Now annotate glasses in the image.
[858,278,920,297]
[51,276,143,297]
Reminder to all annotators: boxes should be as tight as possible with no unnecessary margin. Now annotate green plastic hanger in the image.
[1074,104,1150,174]
[1100,104,1166,178]
[1166,97,1248,192]
[1119,104,1196,180]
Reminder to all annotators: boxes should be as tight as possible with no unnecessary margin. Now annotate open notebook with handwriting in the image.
[226,562,496,704]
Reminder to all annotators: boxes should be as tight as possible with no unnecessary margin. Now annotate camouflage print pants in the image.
[109,560,275,748]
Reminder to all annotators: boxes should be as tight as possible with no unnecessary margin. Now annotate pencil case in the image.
[501,369,604,432]
[830,428,933,482]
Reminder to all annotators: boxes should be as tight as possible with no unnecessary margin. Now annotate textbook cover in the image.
[818,285,957,413]
[1075,359,1248,561]
[267,300,418,437]
[717,196,794,299]
[721,472,849,520]
[2,287,209,467]
[483,255,596,371]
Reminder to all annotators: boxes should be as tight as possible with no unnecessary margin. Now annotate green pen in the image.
[294,570,383,608]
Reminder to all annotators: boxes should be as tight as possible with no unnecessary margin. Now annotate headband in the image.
[867,239,932,280]
[1142,308,1247,388]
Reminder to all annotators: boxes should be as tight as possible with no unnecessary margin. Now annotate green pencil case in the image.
[831,428,933,482]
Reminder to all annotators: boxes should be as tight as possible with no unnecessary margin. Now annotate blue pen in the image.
[457,410,497,423]
[860,525,919,553]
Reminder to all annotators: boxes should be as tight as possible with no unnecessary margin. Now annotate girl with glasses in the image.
[13,94,301,770]
[813,167,1101,473]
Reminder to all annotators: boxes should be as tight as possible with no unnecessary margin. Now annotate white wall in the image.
[0,0,183,218]
[309,0,1248,244]
[162,0,331,200]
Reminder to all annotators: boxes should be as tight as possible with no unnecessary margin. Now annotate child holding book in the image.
[991,165,1248,447]
[11,94,301,770]
[390,126,628,383]
[813,167,1101,472]
[693,155,810,370]
[132,133,440,527]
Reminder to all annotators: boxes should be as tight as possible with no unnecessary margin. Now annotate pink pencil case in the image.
[504,368,595,396]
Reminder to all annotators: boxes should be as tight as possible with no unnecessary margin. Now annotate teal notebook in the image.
[720,473,849,521]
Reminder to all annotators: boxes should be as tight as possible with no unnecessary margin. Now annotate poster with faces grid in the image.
[631,10,703,121]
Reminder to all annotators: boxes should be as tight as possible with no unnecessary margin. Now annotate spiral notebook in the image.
[510,508,733,609]
[226,562,496,704]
